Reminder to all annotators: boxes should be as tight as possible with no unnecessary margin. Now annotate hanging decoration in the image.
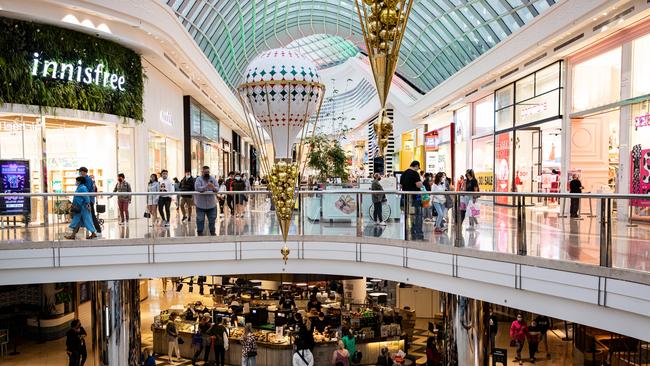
[355,0,413,158]
[238,49,325,254]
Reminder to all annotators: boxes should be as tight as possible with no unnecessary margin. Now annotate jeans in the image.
[117,199,129,222]
[196,207,217,236]
[433,202,447,229]
[242,356,257,366]
[158,197,172,221]
[410,198,424,239]
[180,197,194,219]
[372,201,383,222]
[424,205,433,220]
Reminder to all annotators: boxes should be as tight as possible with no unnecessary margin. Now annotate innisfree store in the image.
[0,16,183,224]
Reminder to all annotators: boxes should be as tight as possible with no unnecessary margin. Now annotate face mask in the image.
[186,174,191,178]
[203,172,210,178]
[235,176,241,180]
[118,178,123,182]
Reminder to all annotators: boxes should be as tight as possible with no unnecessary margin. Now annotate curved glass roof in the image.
[286,34,359,70]
[166,0,557,93]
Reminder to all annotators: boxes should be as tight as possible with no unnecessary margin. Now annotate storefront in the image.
[453,106,470,180]
[472,95,494,192]
[424,125,454,176]
[494,61,563,205]
[399,128,424,171]
[0,17,144,222]
[569,19,650,220]
[185,97,221,177]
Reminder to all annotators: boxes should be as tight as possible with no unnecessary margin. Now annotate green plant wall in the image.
[0,17,143,120]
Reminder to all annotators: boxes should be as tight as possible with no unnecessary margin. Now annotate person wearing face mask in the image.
[194,166,219,236]
[232,173,247,218]
[65,177,97,240]
[147,174,160,225]
[225,171,236,215]
[371,173,386,226]
[510,313,529,365]
[112,173,132,225]
[158,170,175,226]
[179,170,196,222]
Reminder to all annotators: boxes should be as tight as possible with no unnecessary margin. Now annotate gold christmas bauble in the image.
[384,0,399,7]
[380,8,398,26]
[378,41,389,52]
[363,0,377,5]
[368,20,380,33]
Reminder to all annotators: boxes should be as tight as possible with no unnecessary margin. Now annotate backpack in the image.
[352,350,363,364]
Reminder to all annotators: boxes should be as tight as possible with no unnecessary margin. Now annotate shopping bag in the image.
[459,196,469,210]
[467,201,481,218]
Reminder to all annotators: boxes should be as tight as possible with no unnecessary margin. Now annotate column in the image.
[90,280,141,366]
[618,42,633,221]
[442,293,488,366]
[342,279,367,306]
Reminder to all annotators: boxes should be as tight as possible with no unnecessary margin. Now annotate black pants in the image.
[205,345,225,366]
[570,198,580,217]
[68,351,81,366]
[373,201,382,222]
[90,203,101,233]
[192,345,207,365]
[227,196,234,214]
[80,345,87,366]
[217,197,225,214]
[529,341,539,360]
[158,197,172,221]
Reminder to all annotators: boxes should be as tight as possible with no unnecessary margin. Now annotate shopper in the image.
[341,327,357,364]
[426,336,442,366]
[431,172,448,233]
[192,314,212,366]
[489,309,499,354]
[527,319,542,363]
[371,173,386,226]
[166,312,181,364]
[569,173,583,218]
[534,314,551,358]
[78,167,102,234]
[207,317,229,366]
[179,170,196,222]
[241,323,257,366]
[112,173,132,225]
[158,170,175,226]
[332,340,350,366]
[173,177,181,211]
[423,173,433,222]
[65,177,97,240]
[313,312,327,333]
[146,174,160,226]
[66,319,83,366]
[294,347,314,366]
[233,172,247,218]
[194,166,219,236]
[399,161,424,240]
[217,178,227,217]
[375,347,392,366]
[509,313,529,365]
[142,348,156,366]
[461,169,480,229]
[78,321,88,366]
[225,171,236,215]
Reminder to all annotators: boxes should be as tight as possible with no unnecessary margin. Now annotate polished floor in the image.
[0,197,648,272]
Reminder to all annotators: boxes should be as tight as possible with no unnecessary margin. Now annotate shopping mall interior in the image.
[0,0,649,365]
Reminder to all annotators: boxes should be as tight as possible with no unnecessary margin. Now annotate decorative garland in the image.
[0,17,143,120]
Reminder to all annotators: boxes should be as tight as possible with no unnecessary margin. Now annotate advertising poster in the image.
[0,160,31,216]
[630,145,650,207]
[495,133,510,204]
[476,172,494,192]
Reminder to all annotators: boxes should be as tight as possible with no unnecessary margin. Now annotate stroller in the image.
[95,201,106,228]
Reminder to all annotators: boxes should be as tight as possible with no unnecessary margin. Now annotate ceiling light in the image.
[370,278,382,282]
[369,292,388,297]
[296,283,308,287]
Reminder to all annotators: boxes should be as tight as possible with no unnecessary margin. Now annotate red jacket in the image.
[510,320,528,341]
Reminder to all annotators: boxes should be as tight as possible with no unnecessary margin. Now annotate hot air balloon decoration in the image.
[238,48,325,247]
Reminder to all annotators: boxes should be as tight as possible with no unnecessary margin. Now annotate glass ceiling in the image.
[286,34,359,70]
[166,0,557,93]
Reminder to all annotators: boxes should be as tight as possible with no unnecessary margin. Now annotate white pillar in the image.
[618,42,633,221]
[342,278,367,305]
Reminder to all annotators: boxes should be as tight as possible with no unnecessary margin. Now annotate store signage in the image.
[31,52,126,91]
[634,113,650,130]
[0,121,39,132]
[520,101,548,118]
[496,133,510,204]
[160,110,173,126]
[476,172,494,192]
[0,160,31,216]
[630,144,650,207]
[424,130,439,151]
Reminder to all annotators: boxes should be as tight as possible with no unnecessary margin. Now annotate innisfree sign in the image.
[31,52,126,91]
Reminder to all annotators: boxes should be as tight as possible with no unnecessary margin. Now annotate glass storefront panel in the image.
[148,132,167,175]
[472,135,494,191]
[514,89,561,126]
[632,33,650,97]
[454,106,470,177]
[495,84,514,109]
[473,95,494,137]
[536,62,561,95]
[572,47,621,112]
[495,107,513,131]
[515,74,535,103]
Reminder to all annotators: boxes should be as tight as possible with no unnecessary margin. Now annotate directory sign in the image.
[0,160,31,216]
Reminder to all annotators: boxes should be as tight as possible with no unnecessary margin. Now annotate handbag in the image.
[144,211,151,218]
[352,350,362,364]
[177,336,185,345]
[510,339,517,347]
[70,204,81,214]
[246,350,257,357]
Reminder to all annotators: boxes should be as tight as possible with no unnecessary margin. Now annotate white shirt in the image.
[292,349,314,366]
[158,177,175,197]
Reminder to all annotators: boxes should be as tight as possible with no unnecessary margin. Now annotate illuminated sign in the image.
[31,52,126,91]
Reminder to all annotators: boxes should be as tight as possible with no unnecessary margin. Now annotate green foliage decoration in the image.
[0,17,143,120]
[306,134,351,182]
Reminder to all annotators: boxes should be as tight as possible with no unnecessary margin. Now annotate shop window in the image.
[454,106,470,176]
[472,135,494,191]
[535,62,561,95]
[495,131,513,204]
[473,95,494,137]
[514,89,561,126]
[495,85,514,131]
[495,84,514,110]
[495,107,513,131]
[632,33,650,97]
[515,74,535,103]
[572,47,621,112]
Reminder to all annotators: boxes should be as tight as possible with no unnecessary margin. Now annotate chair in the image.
[0,329,8,359]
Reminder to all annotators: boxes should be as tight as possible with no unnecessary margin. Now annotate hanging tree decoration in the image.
[355,0,413,158]
[238,49,325,255]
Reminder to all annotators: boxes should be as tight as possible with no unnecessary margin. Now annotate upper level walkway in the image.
[0,190,649,341]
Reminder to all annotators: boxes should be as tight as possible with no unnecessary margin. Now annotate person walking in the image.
[461,169,480,229]
[426,336,443,366]
[206,318,229,366]
[371,173,386,226]
[192,314,212,366]
[431,172,448,233]
[112,173,132,225]
[331,340,350,366]
[78,167,102,234]
[146,174,160,225]
[66,319,83,366]
[173,177,181,211]
[194,166,219,236]
[233,173,247,218]
[241,323,257,366]
[179,170,196,222]
[158,170,175,226]
[225,171,235,215]
[217,178,227,217]
[166,312,181,364]
[489,309,499,354]
[510,313,529,365]
[569,173,583,218]
[423,173,434,222]
[65,177,97,240]
[527,319,542,363]
[399,161,424,240]
[534,314,551,358]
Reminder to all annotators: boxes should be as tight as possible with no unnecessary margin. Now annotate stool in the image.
[0,329,8,358]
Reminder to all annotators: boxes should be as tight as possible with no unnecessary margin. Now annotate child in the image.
[142,348,156,366]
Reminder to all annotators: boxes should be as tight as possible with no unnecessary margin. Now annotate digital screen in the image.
[0,160,31,216]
